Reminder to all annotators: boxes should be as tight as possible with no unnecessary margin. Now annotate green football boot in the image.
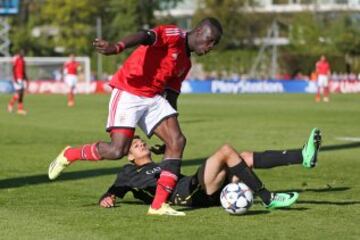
[302,128,322,168]
[265,192,299,209]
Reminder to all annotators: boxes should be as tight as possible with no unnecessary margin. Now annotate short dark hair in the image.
[128,135,142,162]
[129,135,141,149]
[198,17,223,35]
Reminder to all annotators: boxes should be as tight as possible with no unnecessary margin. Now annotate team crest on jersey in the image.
[172,53,178,60]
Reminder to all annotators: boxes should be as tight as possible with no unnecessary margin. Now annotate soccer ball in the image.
[220,182,253,215]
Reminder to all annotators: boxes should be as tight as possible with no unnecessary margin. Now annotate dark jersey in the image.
[105,161,226,207]
[106,162,161,204]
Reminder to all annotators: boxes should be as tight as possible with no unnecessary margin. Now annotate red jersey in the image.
[64,60,80,75]
[316,60,330,75]
[12,55,26,81]
[109,25,192,97]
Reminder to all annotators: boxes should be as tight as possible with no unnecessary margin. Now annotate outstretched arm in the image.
[98,165,134,209]
[98,184,132,208]
[93,30,156,55]
[99,191,116,208]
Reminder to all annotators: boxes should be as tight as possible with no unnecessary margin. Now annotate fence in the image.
[1,79,360,94]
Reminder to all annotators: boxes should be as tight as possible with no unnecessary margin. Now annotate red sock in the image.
[324,87,329,98]
[151,171,178,209]
[8,94,18,106]
[315,89,321,100]
[64,143,103,162]
[18,103,24,110]
[68,92,74,103]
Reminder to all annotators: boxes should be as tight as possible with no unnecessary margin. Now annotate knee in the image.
[220,144,235,156]
[239,151,254,168]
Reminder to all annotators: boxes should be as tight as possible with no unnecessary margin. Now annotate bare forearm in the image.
[120,31,149,49]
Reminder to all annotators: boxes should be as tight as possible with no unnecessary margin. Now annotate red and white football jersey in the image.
[316,60,330,75]
[109,25,192,97]
[12,55,26,81]
[64,60,80,75]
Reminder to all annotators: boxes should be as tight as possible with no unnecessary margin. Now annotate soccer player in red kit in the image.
[315,55,331,102]
[48,17,223,216]
[7,50,28,115]
[63,54,80,107]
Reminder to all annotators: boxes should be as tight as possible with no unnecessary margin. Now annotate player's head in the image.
[320,55,326,61]
[127,136,152,164]
[189,17,223,56]
[18,49,25,56]
[69,54,75,61]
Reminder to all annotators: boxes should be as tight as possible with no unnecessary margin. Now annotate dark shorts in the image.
[169,164,228,208]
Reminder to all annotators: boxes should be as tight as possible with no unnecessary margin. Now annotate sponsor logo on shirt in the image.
[145,166,161,175]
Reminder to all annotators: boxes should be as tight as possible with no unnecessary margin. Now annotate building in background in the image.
[156,0,360,29]
[251,0,360,12]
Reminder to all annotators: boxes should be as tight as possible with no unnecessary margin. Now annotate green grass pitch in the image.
[0,93,359,240]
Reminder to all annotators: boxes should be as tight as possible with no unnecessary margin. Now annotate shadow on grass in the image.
[0,167,120,189]
[236,210,271,216]
[81,204,121,209]
[297,200,360,206]
[176,206,271,216]
[0,158,206,189]
[275,187,350,194]
[118,200,149,206]
[81,201,271,215]
[275,207,310,211]
[1,141,359,190]
[80,200,146,208]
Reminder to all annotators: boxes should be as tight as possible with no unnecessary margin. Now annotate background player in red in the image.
[7,50,28,115]
[48,17,223,215]
[315,55,331,102]
[63,54,81,107]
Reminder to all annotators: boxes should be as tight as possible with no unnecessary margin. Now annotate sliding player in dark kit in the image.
[99,129,321,215]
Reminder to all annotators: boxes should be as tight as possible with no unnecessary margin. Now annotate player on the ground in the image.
[98,128,321,215]
[48,17,223,215]
[63,54,81,107]
[315,55,331,102]
[7,50,28,115]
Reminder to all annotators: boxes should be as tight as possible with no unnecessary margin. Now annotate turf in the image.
[0,93,359,240]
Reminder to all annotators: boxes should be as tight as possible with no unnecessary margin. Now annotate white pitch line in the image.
[336,137,360,142]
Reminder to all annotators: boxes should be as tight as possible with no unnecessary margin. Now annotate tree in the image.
[193,0,274,49]
[9,0,54,56]
[40,0,105,55]
[331,14,360,56]
[100,0,182,74]
[106,0,181,41]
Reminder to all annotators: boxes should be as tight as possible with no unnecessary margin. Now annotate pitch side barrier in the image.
[1,79,360,94]
[181,79,360,94]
